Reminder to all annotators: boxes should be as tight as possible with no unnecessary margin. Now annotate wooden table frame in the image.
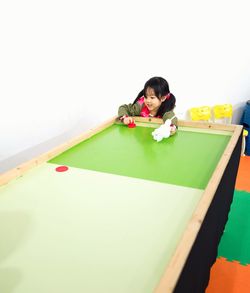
[0,117,243,293]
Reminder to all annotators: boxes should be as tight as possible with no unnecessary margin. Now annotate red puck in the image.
[128,122,136,128]
[55,166,69,172]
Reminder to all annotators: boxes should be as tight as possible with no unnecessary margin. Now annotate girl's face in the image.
[144,87,166,114]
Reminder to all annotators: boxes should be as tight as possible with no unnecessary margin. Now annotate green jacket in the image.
[118,102,178,126]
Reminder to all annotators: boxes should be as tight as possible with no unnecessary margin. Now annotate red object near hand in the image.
[128,122,136,128]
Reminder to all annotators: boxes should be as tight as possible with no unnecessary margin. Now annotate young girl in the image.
[118,76,177,132]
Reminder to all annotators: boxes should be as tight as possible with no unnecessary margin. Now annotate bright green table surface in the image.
[50,124,231,189]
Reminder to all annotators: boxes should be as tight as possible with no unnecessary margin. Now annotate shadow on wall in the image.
[0,211,31,293]
[232,102,246,124]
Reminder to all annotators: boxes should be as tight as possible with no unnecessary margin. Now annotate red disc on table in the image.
[55,166,69,172]
[128,122,136,128]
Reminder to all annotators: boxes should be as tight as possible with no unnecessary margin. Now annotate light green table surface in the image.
[0,163,203,293]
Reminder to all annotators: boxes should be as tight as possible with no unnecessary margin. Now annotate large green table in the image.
[0,117,242,293]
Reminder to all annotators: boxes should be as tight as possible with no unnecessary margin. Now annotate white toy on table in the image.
[152,116,176,142]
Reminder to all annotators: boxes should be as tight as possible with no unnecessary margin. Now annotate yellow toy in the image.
[213,104,233,123]
[189,106,211,121]
[242,129,248,156]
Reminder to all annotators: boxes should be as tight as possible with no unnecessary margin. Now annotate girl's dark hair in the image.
[133,76,176,117]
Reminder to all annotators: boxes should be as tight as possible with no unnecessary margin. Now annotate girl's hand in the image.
[123,117,134,125]
[170,125,177,135]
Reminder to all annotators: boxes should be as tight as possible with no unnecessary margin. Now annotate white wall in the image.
[1,0,250,165]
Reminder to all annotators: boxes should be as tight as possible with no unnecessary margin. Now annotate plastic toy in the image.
[152,119,173,142]
[128,122,136,128]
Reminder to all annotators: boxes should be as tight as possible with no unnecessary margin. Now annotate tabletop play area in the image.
[0,117,243,293]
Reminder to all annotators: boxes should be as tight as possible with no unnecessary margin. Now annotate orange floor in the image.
[206,258,250,293]
[206,156,250,293]
[235,155,250,192]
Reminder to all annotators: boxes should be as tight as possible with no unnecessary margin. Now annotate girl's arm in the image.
[118,103,142,124]
[162,111,178,135]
